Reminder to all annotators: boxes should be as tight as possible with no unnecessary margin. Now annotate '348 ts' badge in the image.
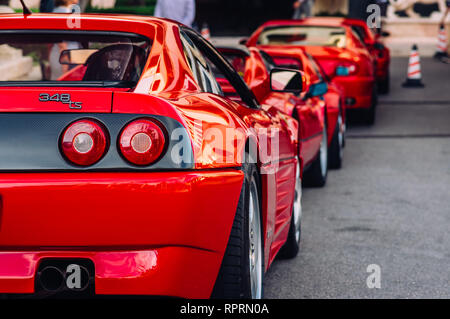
[39,93,83,109]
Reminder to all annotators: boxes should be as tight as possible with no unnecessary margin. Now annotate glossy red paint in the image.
[0,249,219,297]
[0,14,300,298]
[0,171,243,298]
[219,46,335,167]
[257,46,338,148]
[247,18,376,110]
[342,18,391,82]
[0,88,114,113]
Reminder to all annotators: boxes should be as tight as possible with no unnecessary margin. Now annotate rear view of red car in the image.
[218,46,346,187]
[342,18,391,94]
[0,14,304,299]
[251,46,346,170]
[247,18,378,124]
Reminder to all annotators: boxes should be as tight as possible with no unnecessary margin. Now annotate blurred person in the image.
[40,0,55,13]
[0,0,14,13]
[376,0,388,17]
[41,0,90,13]
[438,0,450,63]
[49,0,81,80]
[154,0,196,28]
[53,0,78,13]
[293,0,315,19]
[442,0,450,23]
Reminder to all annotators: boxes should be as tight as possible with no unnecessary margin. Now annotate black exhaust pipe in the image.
[38,266,65,292]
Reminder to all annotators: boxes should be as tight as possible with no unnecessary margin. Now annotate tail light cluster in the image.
[60,118,166,167]
[61,120,108,166]
[335,61,359,76]
[119,119,165,166]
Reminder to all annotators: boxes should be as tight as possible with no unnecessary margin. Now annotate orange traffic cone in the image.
[403,44,424,88]
[434,24,449,59]
[201,23,211,41]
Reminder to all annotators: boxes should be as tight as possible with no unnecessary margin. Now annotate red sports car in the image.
[243,46,346,170]
[217,46,341,187]
[342,18,391,94]
[0,14,303,299]
[247,18,378,124]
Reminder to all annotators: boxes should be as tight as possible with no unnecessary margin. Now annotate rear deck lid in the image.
[0,88,115,113]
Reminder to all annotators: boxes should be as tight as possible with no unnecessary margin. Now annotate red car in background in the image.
[251,46,346,169]
[342,18,391,94]
[218,46,345,187]
[247,18,378,124]
[0,14,304,299]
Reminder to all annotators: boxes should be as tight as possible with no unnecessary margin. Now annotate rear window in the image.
[0,31,151,87]
[221,53,247,77]
[257,26,347,48]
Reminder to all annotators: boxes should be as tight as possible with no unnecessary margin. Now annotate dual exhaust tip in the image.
[37,265,92,293]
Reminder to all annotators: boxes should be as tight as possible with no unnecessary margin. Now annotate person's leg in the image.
[304,0,313,17]
[39,0,55,13]
[299,1,309,18]
[380,3,387,17]
[292,0,301,19]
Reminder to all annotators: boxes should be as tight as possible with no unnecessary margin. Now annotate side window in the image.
[181,28,260,109]
[351,26,366,43]
[221,54,246,77]
[180,31,223,95]
[349,28,366,49]
[306,53,325,82]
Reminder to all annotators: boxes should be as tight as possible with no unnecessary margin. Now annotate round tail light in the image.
[119,119,166,166]
[61,119,108,166]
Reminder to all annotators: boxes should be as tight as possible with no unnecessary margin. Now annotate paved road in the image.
[264,58,450,299]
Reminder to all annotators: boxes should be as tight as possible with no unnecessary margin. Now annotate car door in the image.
[295,54,325,167]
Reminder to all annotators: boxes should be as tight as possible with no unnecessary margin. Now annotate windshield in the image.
[257,26,347,48]
[0,32,151,87]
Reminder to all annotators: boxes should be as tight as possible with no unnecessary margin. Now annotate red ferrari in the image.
[342,18,391,94]
[217,46,345,186]
[247,18,378,124]
[0,14,303,299]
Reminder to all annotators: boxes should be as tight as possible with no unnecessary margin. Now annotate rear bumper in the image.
[0,248,219,298]
[333,75,375,109]
[0,170,244,298]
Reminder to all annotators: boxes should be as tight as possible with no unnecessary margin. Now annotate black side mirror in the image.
[270,68,305,94]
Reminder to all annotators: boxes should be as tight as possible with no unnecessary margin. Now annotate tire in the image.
[278,160,302,259]
[303,123,328,188]
[212,158,264,299]
[364,85,378,125]
[328,112,344,169]
[378,72,390,94]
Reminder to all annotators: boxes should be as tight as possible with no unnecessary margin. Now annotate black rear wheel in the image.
[364,85,378,125]
[328,112,344,169]
[304,124,328,188]
[378,72,390,94]
[212,160,263,299]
